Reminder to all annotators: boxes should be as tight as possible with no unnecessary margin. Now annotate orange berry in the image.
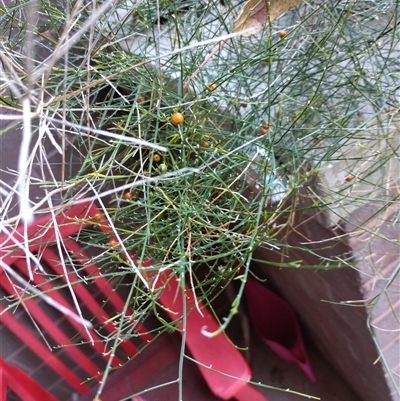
[260,127,268,135]
[345,174,354,182]
[171,112,184,125]
[241,102,248,108]
[278,30,287,39]
[123,192,133,200]
[137,95,145,103]
[203,141,211,148]
[108,237,120,248]
[208,83,218,92]
[153,153,162,163]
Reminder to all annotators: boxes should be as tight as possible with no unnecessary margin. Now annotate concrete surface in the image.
[344,186,400,399]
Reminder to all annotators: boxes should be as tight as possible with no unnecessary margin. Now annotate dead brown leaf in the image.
[233,0,302,36]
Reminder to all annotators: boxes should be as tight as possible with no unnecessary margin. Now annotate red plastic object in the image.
[0,358,59,401]
[0,200,268,401]
[148,268,269,401]
[245,276,316,381]
[0,202,147,397]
